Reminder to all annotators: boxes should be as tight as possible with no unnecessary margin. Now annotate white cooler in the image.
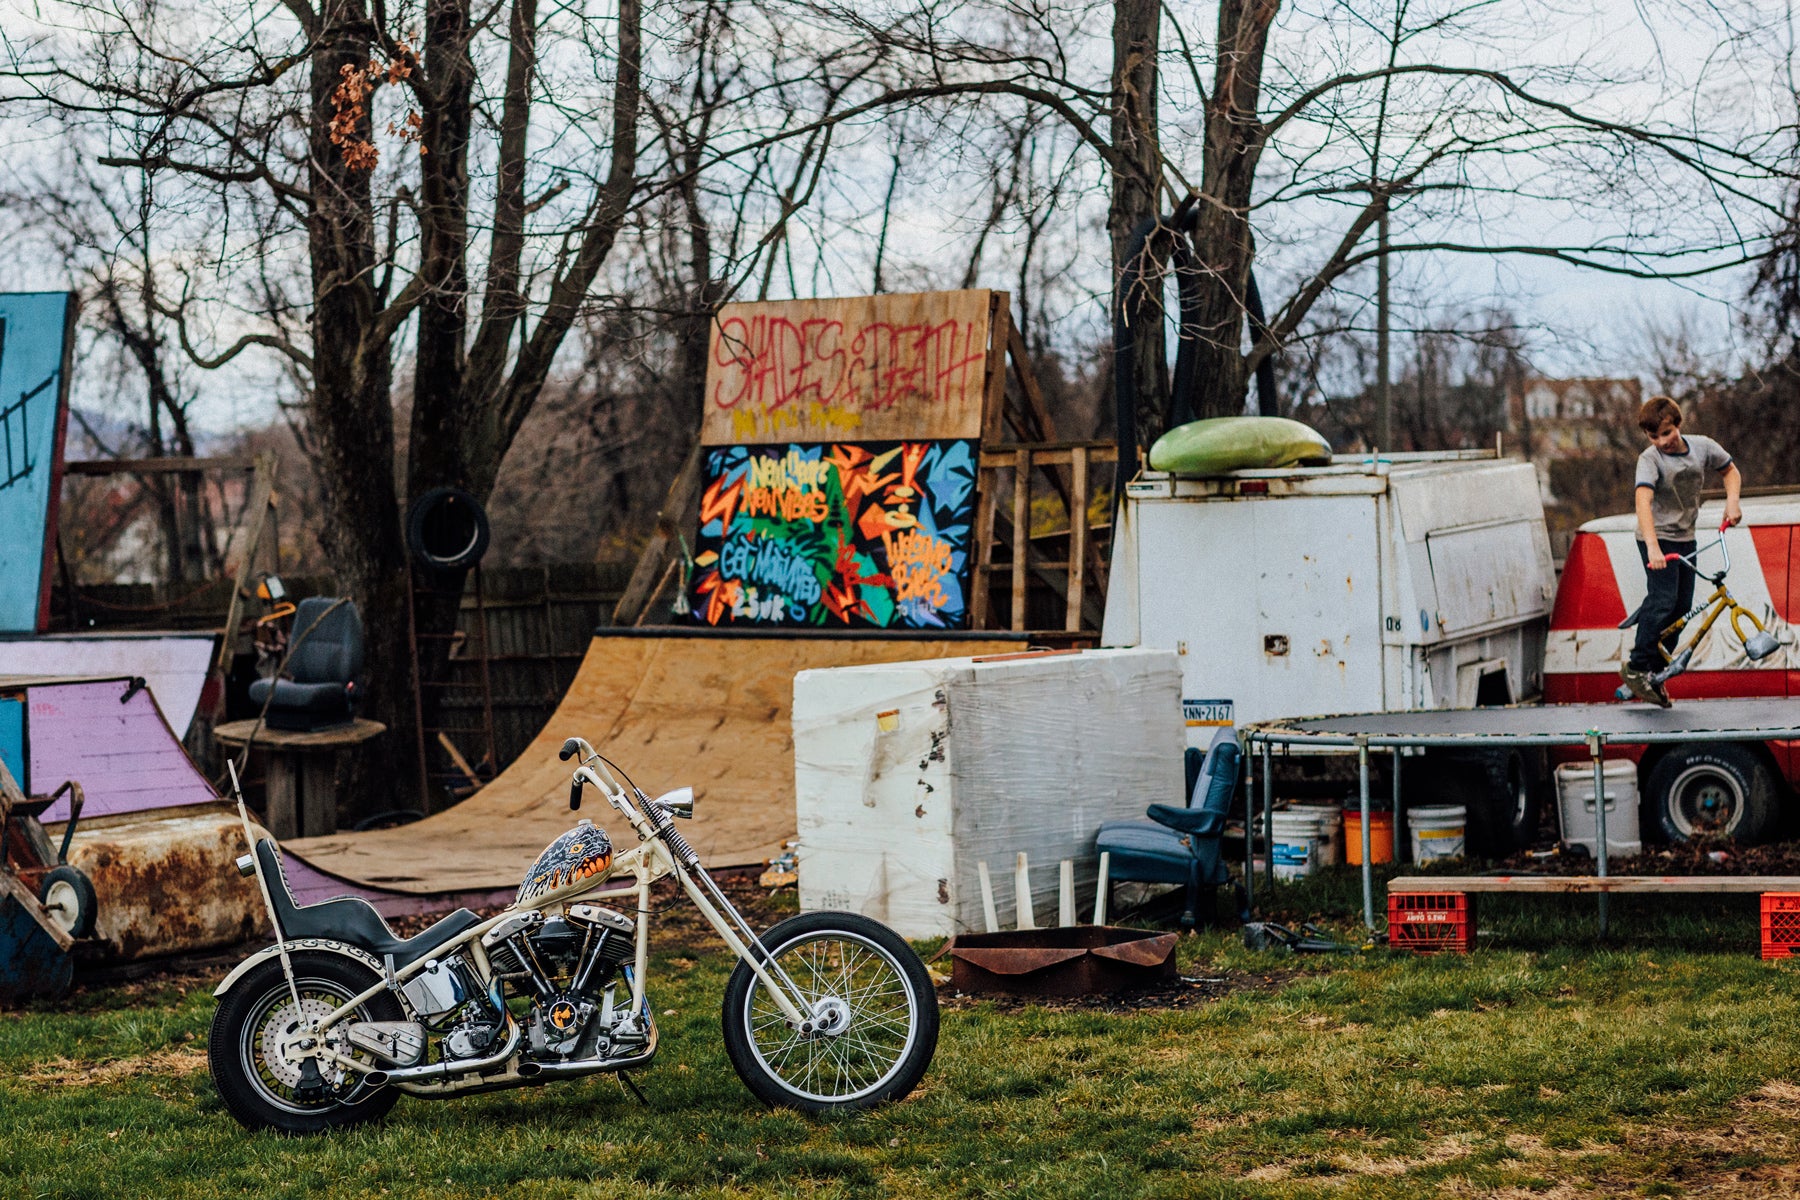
[1554,760,1642,857]
[792,648,1184,938]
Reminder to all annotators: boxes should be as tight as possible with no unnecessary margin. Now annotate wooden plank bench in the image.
[1390,875,1800,894]
[1386,876,1800,955]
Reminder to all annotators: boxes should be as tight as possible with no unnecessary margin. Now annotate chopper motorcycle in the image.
[208,736,939,1133]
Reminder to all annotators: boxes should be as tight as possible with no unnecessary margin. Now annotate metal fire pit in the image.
[948,926,1178,997]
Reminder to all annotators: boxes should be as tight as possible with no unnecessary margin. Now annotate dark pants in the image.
[1630,538,1696,672]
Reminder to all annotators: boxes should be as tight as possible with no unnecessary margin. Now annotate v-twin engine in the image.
[481,902,643,1061]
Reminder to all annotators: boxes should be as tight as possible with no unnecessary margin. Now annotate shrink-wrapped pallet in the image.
[792,648,1184,938]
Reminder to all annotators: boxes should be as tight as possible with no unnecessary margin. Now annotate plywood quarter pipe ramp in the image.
[285,631,1025,901]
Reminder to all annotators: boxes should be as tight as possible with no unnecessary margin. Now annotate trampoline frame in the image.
[1240,700,1800,936]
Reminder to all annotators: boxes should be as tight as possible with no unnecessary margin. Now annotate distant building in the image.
[1508,377,1643,557]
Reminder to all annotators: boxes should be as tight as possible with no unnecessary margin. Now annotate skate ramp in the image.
[285,631,1024,897]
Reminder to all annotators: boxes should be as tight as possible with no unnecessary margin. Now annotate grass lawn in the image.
[8,868,1800,1199]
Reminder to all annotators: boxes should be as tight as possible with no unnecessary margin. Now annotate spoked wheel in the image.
[721,911,938,1113]
[208,951,403,1133]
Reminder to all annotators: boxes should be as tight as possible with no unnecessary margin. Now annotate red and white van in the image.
[1547,495,1799,842]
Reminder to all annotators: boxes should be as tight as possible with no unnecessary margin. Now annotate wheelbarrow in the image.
[0,760,94,1001]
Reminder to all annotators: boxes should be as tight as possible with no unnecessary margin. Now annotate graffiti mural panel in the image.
[689,440,979,629]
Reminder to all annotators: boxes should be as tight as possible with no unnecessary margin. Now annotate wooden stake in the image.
[1093,851,1110,926]
[1058,859,1075,927]
[1014,851,1037,930]
[977,861,999,933]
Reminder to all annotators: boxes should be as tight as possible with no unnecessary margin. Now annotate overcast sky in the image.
[0,0,1789,437]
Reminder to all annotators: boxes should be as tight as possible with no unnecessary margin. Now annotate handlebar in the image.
[1658,518,1738,579]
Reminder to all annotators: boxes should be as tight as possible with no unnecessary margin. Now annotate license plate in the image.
[1183,699,1234,727]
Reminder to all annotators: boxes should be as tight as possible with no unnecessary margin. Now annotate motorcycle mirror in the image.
[569,777,583,811]
[653,786,695,818]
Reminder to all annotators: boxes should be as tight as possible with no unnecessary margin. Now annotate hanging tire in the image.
[38,865,97,939]
[721,911,938,1113]
[406,487,490,571]
[208,951,403,1134]
[1649,743,1779,844]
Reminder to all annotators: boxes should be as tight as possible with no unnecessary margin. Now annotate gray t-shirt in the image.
[1635,433,1733,541]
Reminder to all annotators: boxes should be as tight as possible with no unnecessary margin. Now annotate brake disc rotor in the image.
[259,995,339,1089]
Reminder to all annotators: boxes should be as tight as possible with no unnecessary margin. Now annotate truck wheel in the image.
[1412,750,1541,857]
[1649,744,1778,844]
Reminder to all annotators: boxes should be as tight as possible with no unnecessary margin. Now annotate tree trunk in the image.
[1184,0,1278,419]
[1109,0,1167,463]
[305,3,409,802]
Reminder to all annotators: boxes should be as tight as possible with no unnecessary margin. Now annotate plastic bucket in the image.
[1287,803,1344,866]
[1407,804,1467,864]
[1269,812,1323,880]
[1343,809,1394,865]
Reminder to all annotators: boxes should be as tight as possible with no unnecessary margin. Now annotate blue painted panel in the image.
[0,696,23,793]
[0,293,74,634]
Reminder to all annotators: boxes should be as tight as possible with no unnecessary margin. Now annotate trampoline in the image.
[1242,698,1800,933]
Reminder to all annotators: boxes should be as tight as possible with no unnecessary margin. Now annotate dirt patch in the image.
[1466,836,1800,878]
[21,1045,208,1088]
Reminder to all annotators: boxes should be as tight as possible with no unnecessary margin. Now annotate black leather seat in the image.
[247,597,364,731]
[255,839,483,962]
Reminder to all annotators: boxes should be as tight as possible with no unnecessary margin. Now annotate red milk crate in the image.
[1387,891,1474,954]
[1761,893,1800,960]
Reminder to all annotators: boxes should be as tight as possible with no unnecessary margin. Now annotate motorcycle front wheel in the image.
[208,950,403,1134]
[721,911,939,1113]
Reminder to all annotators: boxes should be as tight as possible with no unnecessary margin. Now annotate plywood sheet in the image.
[285,633,1022,895]
[702,291,993,444]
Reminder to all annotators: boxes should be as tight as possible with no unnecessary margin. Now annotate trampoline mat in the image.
[1259,697,1800,743]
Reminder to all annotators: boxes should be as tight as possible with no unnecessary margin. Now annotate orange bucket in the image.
[1343,810,1394,865]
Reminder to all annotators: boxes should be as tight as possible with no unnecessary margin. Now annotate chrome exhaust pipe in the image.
[513,1037,659,1081]
[366,1019,524,1084]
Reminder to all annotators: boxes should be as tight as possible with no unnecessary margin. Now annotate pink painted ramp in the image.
[18,676,217,821]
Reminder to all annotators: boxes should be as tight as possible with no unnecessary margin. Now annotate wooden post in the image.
[1014,851,1037,929]
[970,480,999,630]
[1093,851,1111,925]
[299,753,337,837]
[977,860,1000,933]
[1065,446,1089,632]
[981,295,1012,445]
[1010,449,1031,631]
[265,756,299,840]
[217,452,278,675]
[1058,859,1075,926]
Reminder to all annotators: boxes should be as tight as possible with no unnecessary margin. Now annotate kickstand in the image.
[618,1072,648,1106]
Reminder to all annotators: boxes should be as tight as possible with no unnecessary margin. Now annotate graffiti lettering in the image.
[887,529,954,609]
[710,314,986,439]
[692,439,976,630]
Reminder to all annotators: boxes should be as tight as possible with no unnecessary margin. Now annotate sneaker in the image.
[1620,665,1672,708]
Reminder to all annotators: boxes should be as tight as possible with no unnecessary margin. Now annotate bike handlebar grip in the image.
[569,778,583,811]
[559,737,582,761]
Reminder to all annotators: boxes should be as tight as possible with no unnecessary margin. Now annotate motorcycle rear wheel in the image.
[208,951,402,1134]
[721,911,938,1113]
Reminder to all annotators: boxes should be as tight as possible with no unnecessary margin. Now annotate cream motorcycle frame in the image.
[220,738,816,1097]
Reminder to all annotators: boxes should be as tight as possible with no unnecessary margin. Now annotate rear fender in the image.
[213,938,387,998]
